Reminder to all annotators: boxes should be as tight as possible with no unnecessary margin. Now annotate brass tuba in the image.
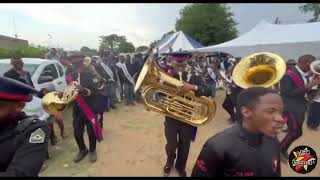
[232,52,286,89]
[134,53,216,127]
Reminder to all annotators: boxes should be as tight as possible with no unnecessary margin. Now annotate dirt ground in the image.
[40,90,320,177]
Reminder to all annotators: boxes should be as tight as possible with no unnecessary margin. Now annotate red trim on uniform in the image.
[0,92,30,101]
[171,56,190,61]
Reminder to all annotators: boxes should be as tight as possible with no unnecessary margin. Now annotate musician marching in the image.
[163,52,210,177]
[65,53,105,163]
[279,54,320,160]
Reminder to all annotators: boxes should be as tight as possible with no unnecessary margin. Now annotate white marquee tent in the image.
[154,31,204,54]
[192,20,320,61]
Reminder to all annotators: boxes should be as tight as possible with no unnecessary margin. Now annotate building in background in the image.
[0,35,28,49]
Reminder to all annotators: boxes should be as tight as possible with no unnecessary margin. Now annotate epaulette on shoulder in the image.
[15,116,41,134]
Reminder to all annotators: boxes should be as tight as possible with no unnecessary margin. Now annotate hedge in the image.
[0,45,45,59]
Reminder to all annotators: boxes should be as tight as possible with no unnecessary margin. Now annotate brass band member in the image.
[0,77,48,176]
[66,54,104,163]
[163,52,210,177]
[307,63,320,130]
[222,65,243,123]
[279,55,320,160]
[205,62,219,98]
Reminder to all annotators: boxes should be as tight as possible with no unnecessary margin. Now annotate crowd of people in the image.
[0,45,320,177]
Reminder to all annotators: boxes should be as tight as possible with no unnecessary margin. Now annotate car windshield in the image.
[0,63,39,76]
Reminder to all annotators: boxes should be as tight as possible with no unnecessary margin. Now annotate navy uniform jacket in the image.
[69,67,105,115]
[191,123,281,177]
[0,113,48,177]
[280,66,309,113]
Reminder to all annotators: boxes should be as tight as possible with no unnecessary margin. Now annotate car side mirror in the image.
[38,75,54,84]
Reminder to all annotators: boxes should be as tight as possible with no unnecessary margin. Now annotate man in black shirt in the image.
[4,57,34,87]
[192,87,284,177]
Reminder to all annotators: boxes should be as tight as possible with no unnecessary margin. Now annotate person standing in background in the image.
[4,57,34,87]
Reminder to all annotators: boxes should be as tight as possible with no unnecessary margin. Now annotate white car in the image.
[0,58,67,92]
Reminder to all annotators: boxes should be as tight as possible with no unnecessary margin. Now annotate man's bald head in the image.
[297,54,316,72]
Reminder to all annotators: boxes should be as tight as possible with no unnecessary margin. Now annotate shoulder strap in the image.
[15,116,38,134]
[286,69,304,87]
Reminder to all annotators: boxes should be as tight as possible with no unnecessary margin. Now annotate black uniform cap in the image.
[169,52,192,65]
[0,76,38,102]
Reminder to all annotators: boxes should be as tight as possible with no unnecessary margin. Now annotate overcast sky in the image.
[0,3,313,51]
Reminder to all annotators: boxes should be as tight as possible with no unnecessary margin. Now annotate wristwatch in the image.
[194,85,198,91]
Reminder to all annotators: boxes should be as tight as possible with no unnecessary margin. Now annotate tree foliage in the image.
[160,30,175,40]
[98,34,135,53]
[119,41,135,53]
[136,46,149,52]
[80,46,98,56]
[299,3,320,22]
[175,3,238,46]
[149,40,159,48]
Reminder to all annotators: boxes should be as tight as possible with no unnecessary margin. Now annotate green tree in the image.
[175,3,238,46]
[98,34,126,53]
[80,46,91,53]
[149,40,159,48]
[299,3,320,22]
[119,41,135,53]
[136,46,149,52]
[80,46,98,56]
[160,30,175,40]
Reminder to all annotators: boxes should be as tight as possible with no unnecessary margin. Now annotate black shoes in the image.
[163,164,187,177]
[163,164,172,177]
[176,168,187,177]
[73,149,89,163]
[89,151,97,163]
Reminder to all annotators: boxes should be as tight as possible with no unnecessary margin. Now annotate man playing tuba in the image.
[65,54,105,164]
[163,52,210,177]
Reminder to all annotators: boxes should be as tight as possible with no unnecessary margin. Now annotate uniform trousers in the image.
[73,107,97,152]
[164,117,194,171]
[280,111,305,152]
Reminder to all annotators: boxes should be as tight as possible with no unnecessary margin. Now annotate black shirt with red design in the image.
[191,123,281,177]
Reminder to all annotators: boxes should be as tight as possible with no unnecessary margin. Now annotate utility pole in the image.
[13,16,18,38]
[274,17,280,24]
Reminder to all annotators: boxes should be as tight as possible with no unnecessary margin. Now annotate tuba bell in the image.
[232,52,286,89]
[134,53,216,127]
[42,80,79,115]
